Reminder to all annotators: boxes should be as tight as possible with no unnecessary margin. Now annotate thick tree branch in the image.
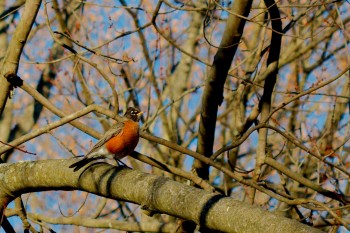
[0,159,322,233]
[195,0,253,180]
[0,0,42,115]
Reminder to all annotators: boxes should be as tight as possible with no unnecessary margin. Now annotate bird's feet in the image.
[115,159,129,167]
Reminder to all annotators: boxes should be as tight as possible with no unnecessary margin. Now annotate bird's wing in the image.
[86,122,125,156]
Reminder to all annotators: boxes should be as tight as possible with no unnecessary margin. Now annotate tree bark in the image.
[0,159,323,233]
[0,0,42,115]
[195,0,253,180]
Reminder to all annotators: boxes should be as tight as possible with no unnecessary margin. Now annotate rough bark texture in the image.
[0,159,322,233]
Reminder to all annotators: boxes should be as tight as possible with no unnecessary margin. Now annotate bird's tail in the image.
[69,157,97,172]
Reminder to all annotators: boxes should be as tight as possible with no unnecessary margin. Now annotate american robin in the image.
[69,107,143,171]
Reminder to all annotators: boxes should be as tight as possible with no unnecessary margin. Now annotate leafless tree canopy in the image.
[0,0,349,232]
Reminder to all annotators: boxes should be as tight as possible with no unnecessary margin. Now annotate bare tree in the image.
[0,0,349,232]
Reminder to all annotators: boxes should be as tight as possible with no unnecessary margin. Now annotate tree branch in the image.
[0,0,42,115]
[0,159,323,233]
[253,0,282,202]
[195,0,253,180]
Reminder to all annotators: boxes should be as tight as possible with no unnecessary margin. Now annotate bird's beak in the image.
[137,111,143,116]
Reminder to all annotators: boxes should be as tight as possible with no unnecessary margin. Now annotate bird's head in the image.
[124,107,143,122]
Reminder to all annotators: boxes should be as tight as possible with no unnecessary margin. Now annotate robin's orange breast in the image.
[105,120,140,156]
